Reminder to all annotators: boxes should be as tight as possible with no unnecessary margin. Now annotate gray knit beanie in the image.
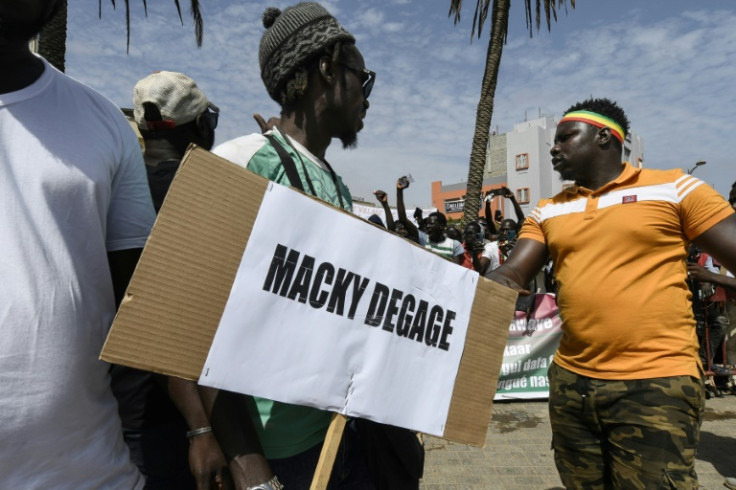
[259,2,355,103]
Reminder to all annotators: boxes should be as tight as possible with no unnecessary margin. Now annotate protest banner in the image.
[101,146,517,447]
[494,293,562,400]
[200,181,477,435]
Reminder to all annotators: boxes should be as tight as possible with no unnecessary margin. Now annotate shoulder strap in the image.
[264,133,305,192]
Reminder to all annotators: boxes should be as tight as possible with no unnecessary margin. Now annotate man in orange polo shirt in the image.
[490,97,736,489]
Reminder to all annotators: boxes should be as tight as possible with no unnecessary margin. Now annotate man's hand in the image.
[373,189,388,203]
[253,114,280,134]
[189,433,230,490]
[687,262,717,283]
[397,176,410,190]
[502,186,514,199]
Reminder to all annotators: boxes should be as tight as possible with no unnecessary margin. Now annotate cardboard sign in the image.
[200,183,476,436]
[100,146,517,446]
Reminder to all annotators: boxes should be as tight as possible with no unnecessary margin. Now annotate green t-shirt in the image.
[213,130,352,458]
[246,131,352,212]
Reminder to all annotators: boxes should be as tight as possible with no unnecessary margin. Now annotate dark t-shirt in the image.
[111,158,185,429]
[146,159,180,212]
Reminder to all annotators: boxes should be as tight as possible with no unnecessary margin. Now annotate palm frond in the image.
[448,0,462,24]
[98,0,204,52]
[125,0,130,53]
[522,0,531,33]
[449,0,493,41]
[174,0,184,25]
[542,0,547,31]
[452,1,574,41]
[190,0,203,47]
[529,0,575,37]
[470,1,490,39]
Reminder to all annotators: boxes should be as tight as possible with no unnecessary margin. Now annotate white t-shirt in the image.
[418,231,464,260]
[481,240,503,278]
[0,59,155,489]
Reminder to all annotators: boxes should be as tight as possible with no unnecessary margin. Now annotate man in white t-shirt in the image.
[420,211,464,264]
[0,2,156,488]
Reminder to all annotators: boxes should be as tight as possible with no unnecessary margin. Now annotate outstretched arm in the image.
[503,186,525,232]
[396,178,419,241]
[488,238,548,293]
[373,190,395,231]
[687,262,736,290]
[693,214,736,281]
[469,240,490,275]
[484,193,498,235]
[413,207,424,229]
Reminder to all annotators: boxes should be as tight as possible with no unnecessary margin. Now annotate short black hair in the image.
[428,211,447,227]
[565,97,630,139]
[464,221,481,233]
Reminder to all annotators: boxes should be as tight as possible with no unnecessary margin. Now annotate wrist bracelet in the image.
[246,475,284,490]
[186,426,213,438]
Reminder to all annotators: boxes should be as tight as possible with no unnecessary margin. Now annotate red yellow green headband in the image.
[560,110,626,143]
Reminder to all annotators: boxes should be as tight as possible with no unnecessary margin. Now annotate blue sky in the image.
[66,1,736,208]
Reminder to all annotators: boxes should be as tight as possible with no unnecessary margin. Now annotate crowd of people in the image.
[3,1,736,489]
[371,182,525,280]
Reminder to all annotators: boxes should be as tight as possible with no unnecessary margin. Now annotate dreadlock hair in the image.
[564,97,630,144]
[279,41,352,109]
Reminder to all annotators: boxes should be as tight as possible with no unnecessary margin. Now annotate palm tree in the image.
[448,0,575,226]
[37,0,204,73]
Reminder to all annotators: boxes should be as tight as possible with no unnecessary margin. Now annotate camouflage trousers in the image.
[548,363,705,489]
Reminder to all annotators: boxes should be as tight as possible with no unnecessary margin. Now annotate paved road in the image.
[421,395,736,489]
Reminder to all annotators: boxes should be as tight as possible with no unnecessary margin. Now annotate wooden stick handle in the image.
[309,413,347,490]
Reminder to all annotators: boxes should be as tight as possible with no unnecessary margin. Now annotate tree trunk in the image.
[461,0,510,227]
[38,0,68,72]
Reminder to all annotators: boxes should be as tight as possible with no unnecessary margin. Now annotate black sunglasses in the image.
[200,108,219,130]
[340,62,376,99]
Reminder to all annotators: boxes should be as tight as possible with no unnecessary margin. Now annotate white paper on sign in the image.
[200,182,477,436]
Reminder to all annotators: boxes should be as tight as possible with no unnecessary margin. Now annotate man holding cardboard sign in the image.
[209,3,377,488]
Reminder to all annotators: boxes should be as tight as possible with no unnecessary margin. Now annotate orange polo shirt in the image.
[520,163,733,379]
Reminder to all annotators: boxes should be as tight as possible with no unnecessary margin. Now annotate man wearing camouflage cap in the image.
[209,3,375,489]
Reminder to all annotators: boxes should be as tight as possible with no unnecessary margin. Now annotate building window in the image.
[516,188,530,204]
[515,153,529,170]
